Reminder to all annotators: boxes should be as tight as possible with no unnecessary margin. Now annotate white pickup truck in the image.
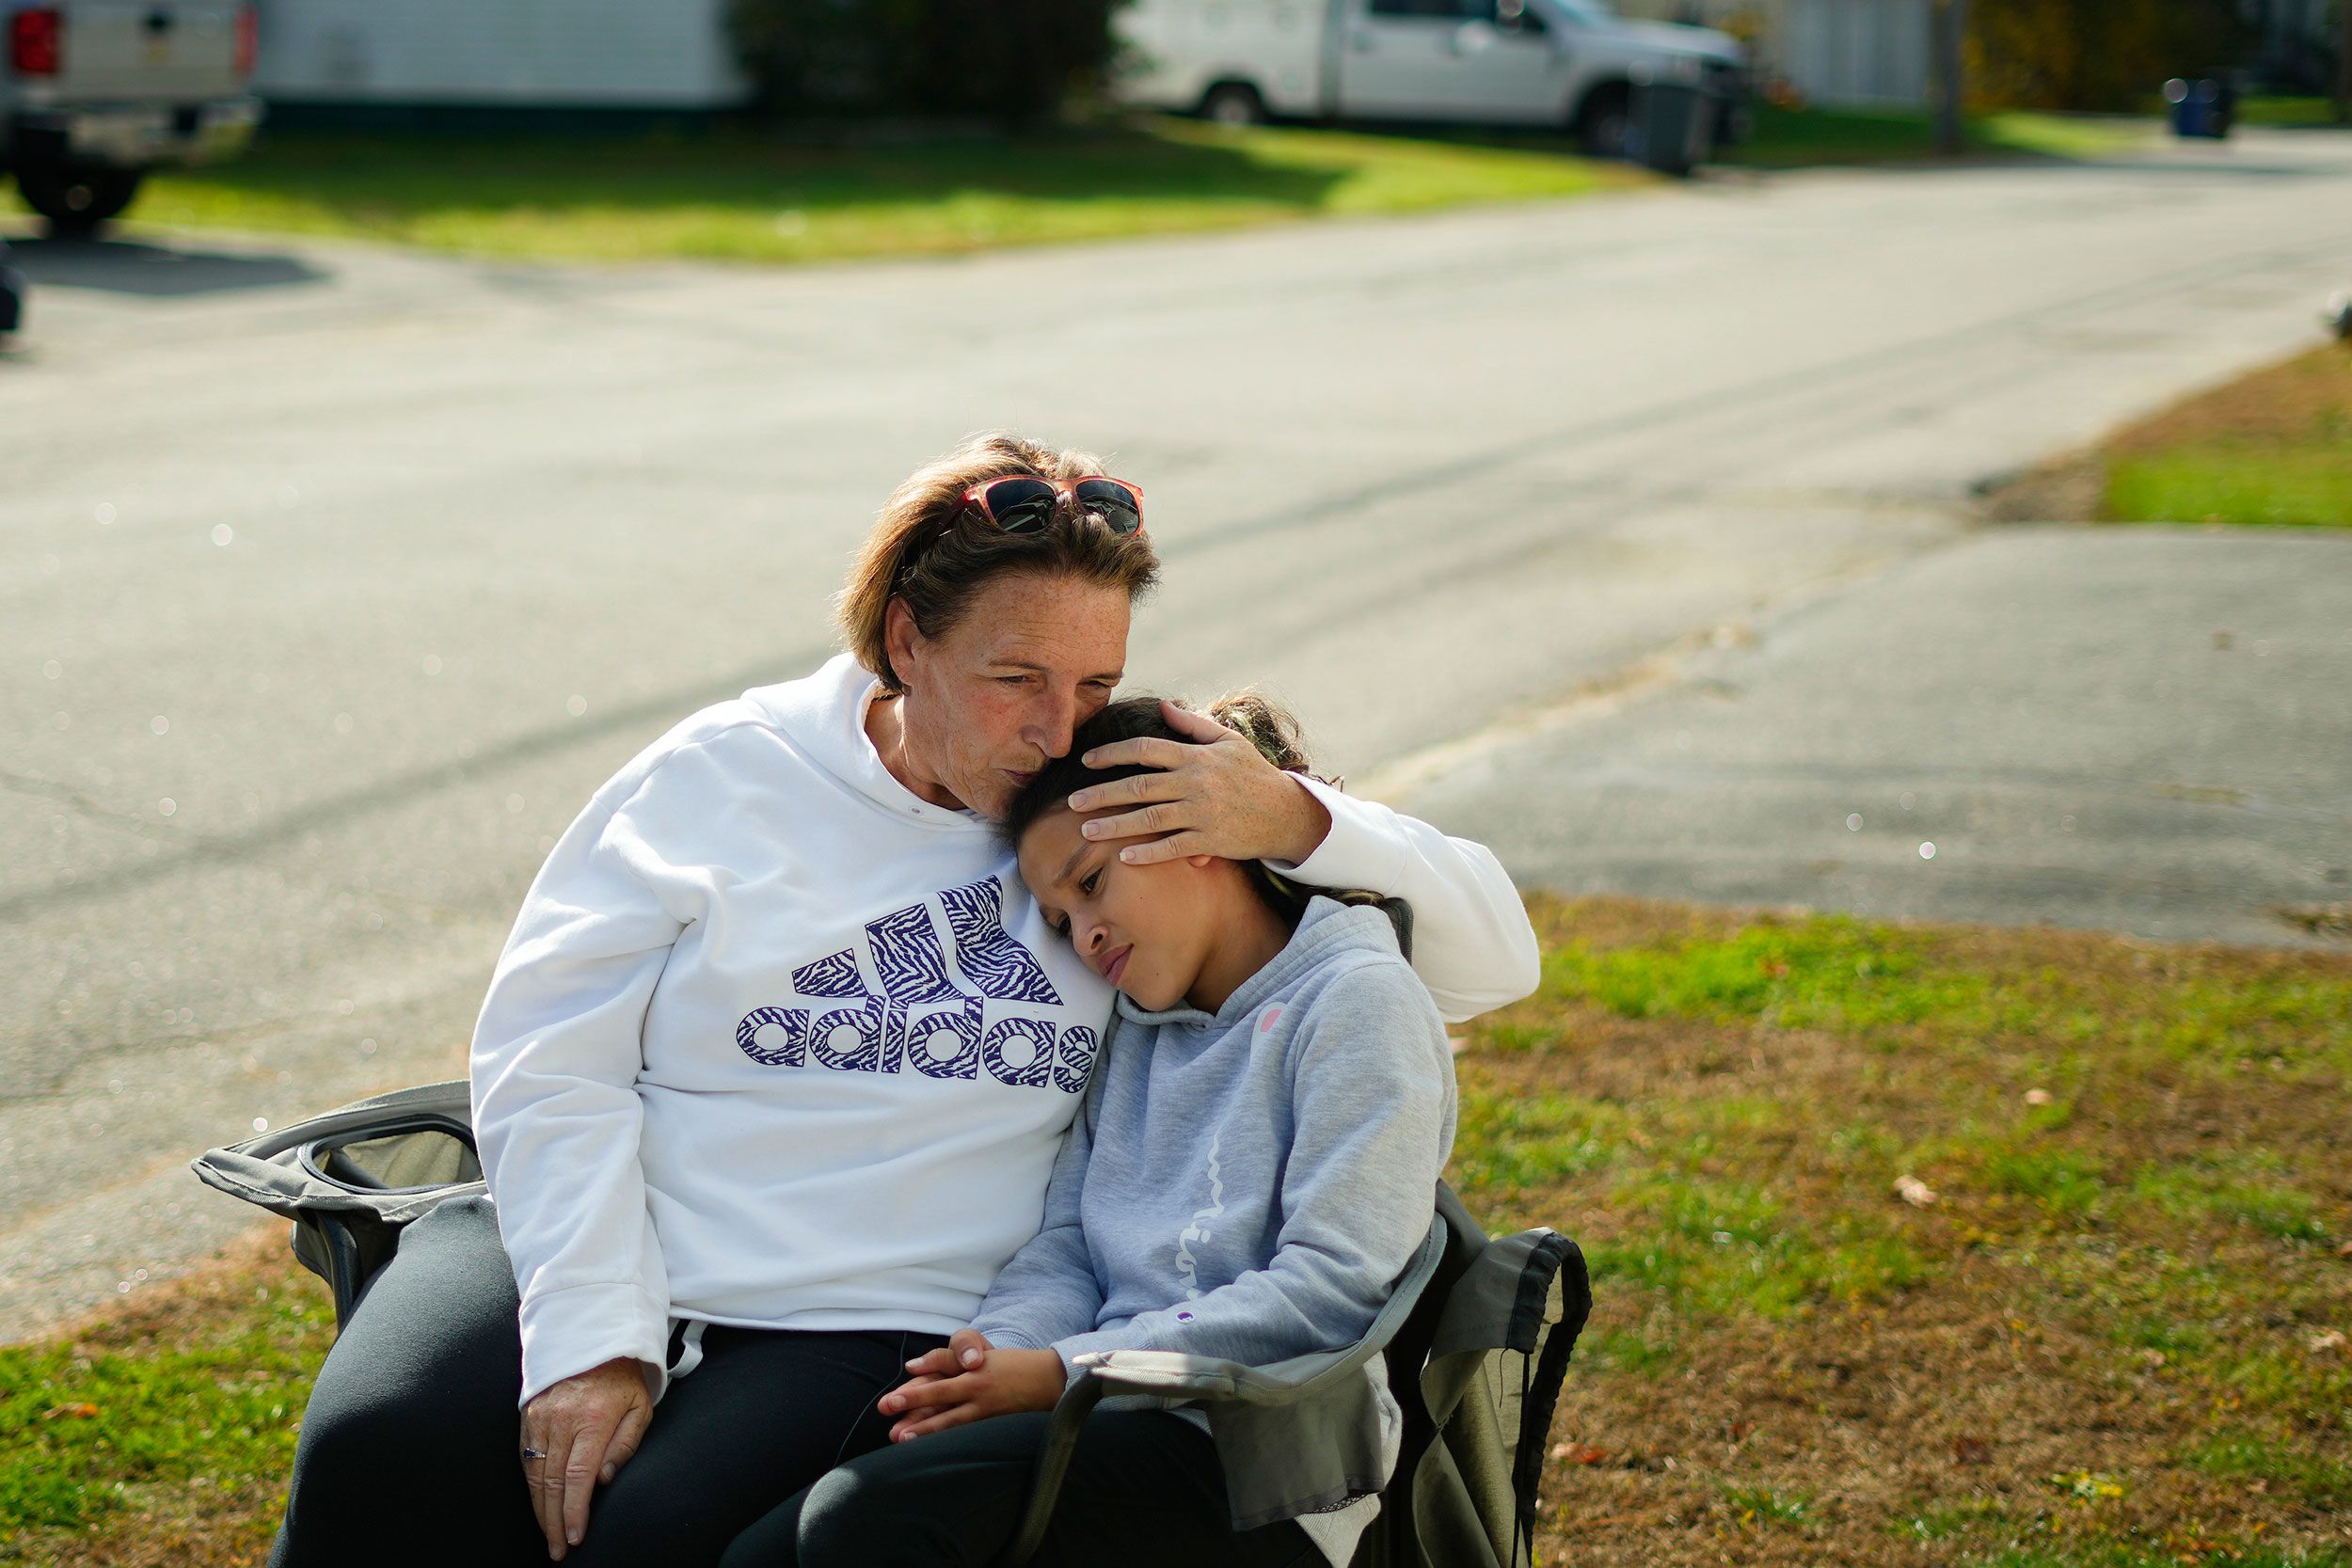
[1116,0,1748,156]
[3,0,261,233]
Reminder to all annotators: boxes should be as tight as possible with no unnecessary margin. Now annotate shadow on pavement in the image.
[2,232,328,297]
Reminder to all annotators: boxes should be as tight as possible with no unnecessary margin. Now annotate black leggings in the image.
[720,1408,1318,1568]
[271,1196,947,1568]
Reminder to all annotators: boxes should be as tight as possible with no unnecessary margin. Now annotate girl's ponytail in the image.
[1201,690,1327,784]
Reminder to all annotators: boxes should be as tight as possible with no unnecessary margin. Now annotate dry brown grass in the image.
[1492,897,2352,1568]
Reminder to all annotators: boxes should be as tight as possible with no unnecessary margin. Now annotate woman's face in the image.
[1017,803,1222,1012]
[888,570,1132,819]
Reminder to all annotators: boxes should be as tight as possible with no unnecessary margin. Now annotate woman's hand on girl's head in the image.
[1070,701,1331,868]
[878,1347,1067,1441]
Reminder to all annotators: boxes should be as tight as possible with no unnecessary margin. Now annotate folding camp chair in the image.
[998,1183,1590,1568]
[194,1091,1589,1568]
[191,1079,482,1326]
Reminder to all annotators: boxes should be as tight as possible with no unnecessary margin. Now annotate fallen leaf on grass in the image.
[1551,1442,1611,1465]
[2310,1330,2346,1354]
[1951,1436,1991,1465]
[1894,1175,1938,1208]
[2046,1469,2125,1500]
[2024,1088,2053,1105]
[41,1402,101,1420]
[2336,1239,2352,1259]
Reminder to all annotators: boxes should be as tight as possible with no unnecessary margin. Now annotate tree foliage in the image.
[1967,0,2253,111]
[726,0,1125,125]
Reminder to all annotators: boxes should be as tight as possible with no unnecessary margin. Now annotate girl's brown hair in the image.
[835,434,1162,692]
[1001,692,1373,930]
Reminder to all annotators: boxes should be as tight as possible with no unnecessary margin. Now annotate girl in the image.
[721,694,1458,1568]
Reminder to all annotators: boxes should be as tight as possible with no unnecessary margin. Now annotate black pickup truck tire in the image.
[1198,82,1268,126]
[16,166,145,235]
[1572,83,1632,159]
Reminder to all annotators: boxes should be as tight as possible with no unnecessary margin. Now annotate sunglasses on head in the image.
[956,475,1146,536]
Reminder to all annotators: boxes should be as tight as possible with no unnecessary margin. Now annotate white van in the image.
[1116,0,1748,155]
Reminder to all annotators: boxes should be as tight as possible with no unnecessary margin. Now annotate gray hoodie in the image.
[971,897,1456,1559]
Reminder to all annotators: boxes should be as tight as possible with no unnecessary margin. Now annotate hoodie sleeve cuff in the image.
[969,1321,1044,1352]
[517,1280,671,1408]
[1265,775,1409,896]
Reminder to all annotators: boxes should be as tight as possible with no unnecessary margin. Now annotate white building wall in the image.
[251,0,753,107]
[1782,0,1930,104]
[1612,0,1934,107]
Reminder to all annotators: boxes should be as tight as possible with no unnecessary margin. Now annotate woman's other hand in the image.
[1069,701,1330,867]
[519,1356,655,1560]
[877,1345,1065,1441]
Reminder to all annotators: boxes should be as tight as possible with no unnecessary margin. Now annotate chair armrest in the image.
[1000,1370,1107,1567]
[1067,1342,1359,1407]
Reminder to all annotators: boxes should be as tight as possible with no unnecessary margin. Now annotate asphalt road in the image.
[5,129,2351,1338]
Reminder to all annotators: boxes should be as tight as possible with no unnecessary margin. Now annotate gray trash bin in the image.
[0,242,23,336]
[1627,58,1715,176]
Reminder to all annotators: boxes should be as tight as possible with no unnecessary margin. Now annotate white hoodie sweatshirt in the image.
[470,654,1538,1404]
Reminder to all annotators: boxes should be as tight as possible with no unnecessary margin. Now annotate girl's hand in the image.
[1069,701,1330,867]
[878,1346,1067,1441]
[900,1325,992,1380]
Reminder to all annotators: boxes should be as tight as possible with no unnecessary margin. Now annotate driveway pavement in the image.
[1392,524,2352,948]
[5,128,2351,1337]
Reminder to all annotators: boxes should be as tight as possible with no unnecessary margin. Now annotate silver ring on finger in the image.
[520,1447,548,1461]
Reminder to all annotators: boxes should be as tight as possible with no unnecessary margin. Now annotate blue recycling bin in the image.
[2164,77,2232,139]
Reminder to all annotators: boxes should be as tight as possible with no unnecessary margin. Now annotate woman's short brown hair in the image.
[836,434,1163,692]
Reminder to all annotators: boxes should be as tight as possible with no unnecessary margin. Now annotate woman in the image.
[723,693,1454,1568]
[270,435,1538,1568]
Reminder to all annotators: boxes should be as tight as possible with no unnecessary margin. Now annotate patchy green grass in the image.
[2101,347,2352,529]
[1727,103,2149,167]
[2187,1433,2352,1511]
[1723,1482,1816,1527]
[0,105,2162,267]
[7,896,2347,1567]
[2107,449,2352,530]
[1989,344,2352,530]
[1971,1549,2350,1568]
[2234,96,2350,128]
[0,1233,334,1565]
[0,119,1641,265]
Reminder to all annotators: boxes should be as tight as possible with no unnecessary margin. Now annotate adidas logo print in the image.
[734,878,1095,1094]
